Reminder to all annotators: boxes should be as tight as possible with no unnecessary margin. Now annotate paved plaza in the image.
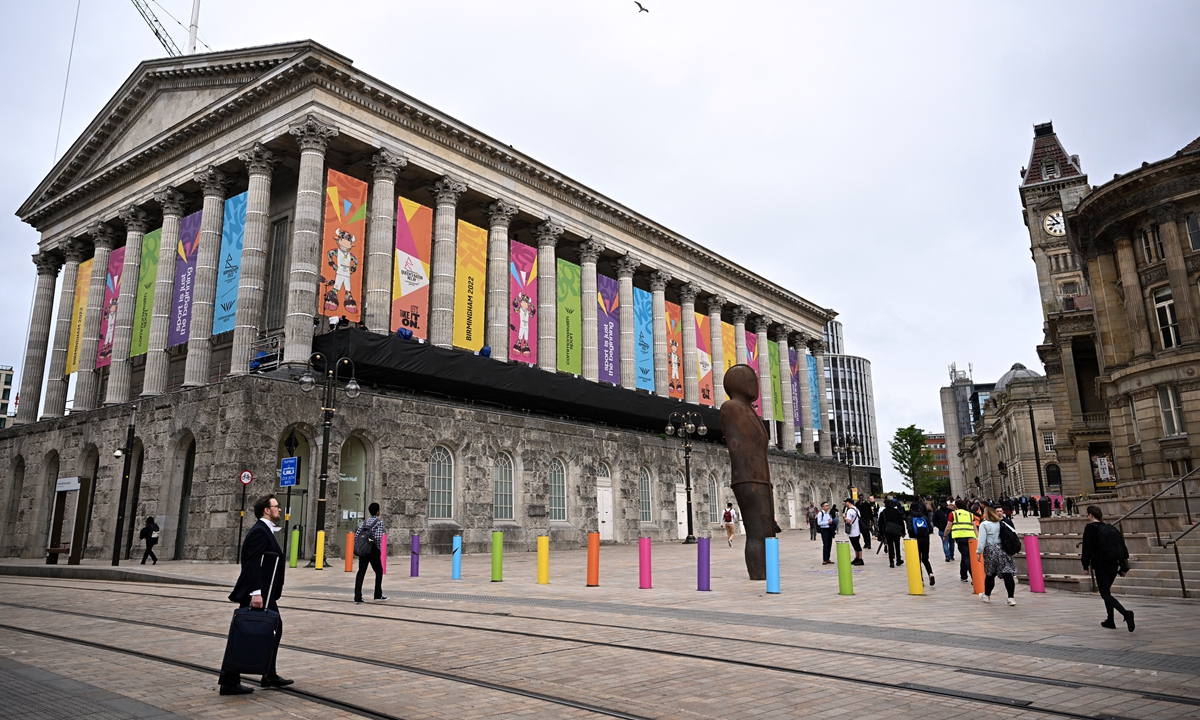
[0,524,1198,720]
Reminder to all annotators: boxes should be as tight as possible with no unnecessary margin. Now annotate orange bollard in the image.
[968,538,985,594]
[345,532,354,572]
[586,532,600,587]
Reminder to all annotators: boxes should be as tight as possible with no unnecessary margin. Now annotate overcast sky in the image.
[2,1,1198,490]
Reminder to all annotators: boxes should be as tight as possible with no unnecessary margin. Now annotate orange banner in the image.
[320,169,368,321]
[665,301,684,400]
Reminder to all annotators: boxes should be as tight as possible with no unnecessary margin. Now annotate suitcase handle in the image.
[256,553,281,611]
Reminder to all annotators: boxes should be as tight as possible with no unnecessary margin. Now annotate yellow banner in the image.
[66,259,93,375]
[721,321,736,401]
[453,219,488,351]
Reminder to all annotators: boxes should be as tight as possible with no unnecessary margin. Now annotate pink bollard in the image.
[380,534,387,575]
[1023,534,1045,593]
[638,537,652,589]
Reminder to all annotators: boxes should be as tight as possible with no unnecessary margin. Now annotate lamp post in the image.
[665,410,708,544]
[1026,397,1046,496]
[298,352,359,568]
[833,434,862,496]
[111,408,136,567]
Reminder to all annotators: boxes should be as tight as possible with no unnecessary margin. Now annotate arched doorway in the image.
[173,438,196,560]
[276,428,312,559]
[2,456,25,556]
[1046,463,1062,493]
[123,440,144,560]
[78,448,100,561]
[336,436,367,552]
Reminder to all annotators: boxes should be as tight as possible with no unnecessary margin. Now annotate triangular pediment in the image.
[89,85,242,171]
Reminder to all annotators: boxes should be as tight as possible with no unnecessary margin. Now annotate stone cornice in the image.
[1071,154,1200,256]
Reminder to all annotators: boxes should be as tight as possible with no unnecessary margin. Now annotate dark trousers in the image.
[956,538,973,580]
[141,542,157,564]
[219,599,282,687]
[885,534,902,565]
[939,530,954,560]
[354,548,384,601]
[809,521,817,540]
[916,534,933,577]
[1095,566,1129,621]
[862,523,872,549]
[819,527,834,562]
[985,573,1015,598]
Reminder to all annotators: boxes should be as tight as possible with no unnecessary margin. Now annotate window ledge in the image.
[428,519,462,530]
[492,520,522,529]
[548,520,574,529]
[639,523,661,532]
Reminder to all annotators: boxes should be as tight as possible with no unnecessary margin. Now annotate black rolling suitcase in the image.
[221,555,282,675]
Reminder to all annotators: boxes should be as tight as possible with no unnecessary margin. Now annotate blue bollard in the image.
[452,536,462,580]
[765,537,780,594]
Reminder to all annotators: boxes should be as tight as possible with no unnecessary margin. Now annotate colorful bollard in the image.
[968,538,985,594]
[380,534,387,575]
[410,534,420,577]
[903,538,924,595]
[345,532,355,572]
[586,532,600,587]
[765,537,780,594]
[638,537,652,589]
[451,536,462,580]
[315,530,326,570]
[1023,534,1046,593]
[491,531,504,582]
[537,536,550,584]
[836,541,853,595]
[289,528,299,568]
[697,537,711,591]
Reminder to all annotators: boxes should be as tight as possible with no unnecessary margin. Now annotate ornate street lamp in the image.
[833,434,862,495]
[298,352,359,567]
[665,411,707,544]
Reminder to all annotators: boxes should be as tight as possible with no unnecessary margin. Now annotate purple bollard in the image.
[410,534,420,578]
[697,537,711,591]
[1023,534,1045,592]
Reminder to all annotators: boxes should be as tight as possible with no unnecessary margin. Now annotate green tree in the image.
[889,425,942,497]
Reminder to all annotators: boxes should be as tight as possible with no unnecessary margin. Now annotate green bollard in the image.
[289,528,299,568]
[836,541,854,596]
[491,530,503,582]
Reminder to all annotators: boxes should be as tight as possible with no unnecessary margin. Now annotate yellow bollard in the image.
[537,536,550,584]
[903,538,924,595]
[345,532,354,572]
[315,530,326,570]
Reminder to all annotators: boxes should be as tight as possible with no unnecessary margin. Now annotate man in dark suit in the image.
[218,494,293,695]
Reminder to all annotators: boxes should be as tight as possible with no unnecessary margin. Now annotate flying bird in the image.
[635,2,649,12]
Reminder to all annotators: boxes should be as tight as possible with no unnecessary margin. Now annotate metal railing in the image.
[1165,521,1199,599]
[1111,467,1197,546]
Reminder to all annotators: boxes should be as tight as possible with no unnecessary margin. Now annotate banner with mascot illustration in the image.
[508,241,538,365]
[453,219,487,351]
[664,301,684,400]
[556,258,582,375]
[695,312,714,406]
[597,274,620,384]
[94,246,125,369]
[320,169,368,321]
[130,228,161,357]
[391,197,432,339]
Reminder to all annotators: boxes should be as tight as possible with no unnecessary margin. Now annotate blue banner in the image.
[212,192,247,336]
[634,287,654,392]
[807,354,821,430]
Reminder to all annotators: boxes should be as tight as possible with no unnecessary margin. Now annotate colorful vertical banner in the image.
[722,321,736,367]
[212,191,247,336]
[556,258,582,374]
[597,275,620,384]
[65,259,93,375]
[168,211,203,348]
[320,169,368,321]
[695,313,714,406]
[508,241,538,364]
[808,354,822,430]
[745,332,761,416]
[769,340,784,422]
[664,302,684,400]
[130,228,161,357]
[453,219,488,351]
[633,287,654,391]
[95,246,126,369]
[789,347,802,428]
[392,197,432,339]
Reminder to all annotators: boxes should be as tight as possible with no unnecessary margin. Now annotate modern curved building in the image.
[822,321,881,474]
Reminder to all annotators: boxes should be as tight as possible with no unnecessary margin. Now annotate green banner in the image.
[556,258,581,375]
[130,227,162,357]
[769,340,784,422]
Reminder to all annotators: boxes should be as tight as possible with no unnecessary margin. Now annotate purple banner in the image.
[789,347,802,427]
[168,211,203,348]
[597,274,620,384]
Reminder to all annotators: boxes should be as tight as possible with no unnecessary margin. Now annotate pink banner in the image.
[509,241,538,364]
[745,331,761,416]
[95,246,126,369]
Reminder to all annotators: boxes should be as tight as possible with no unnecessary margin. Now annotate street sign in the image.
[55,477,81,492]
[239,470,254,486]
[279,457,298,487]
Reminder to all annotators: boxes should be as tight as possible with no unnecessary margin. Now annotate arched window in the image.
[1046,463,1062,492]
[638,468,652,523]
[337,436,367,541]
[708,475,719,524]
[428,446,454,519]
[597,462,610,482]
[548,458,567,521]
[494,453,514,520]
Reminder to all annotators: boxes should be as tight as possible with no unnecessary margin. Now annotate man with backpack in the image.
[353,502,387,604]
[908,501,934,585]
[856,497,874,550]
[723,502,739,547]
[806,501,818,541]
[1081,505,1134,632]
[842,499,865,566]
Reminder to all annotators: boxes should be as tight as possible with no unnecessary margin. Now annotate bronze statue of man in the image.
[719,363,776,580]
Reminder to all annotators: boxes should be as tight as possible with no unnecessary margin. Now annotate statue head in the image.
[724,364,759,403]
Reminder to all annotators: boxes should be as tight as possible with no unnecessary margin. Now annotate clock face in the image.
[1044,211,1066,237]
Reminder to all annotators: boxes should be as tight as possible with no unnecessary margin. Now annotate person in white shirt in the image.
[843,499,864,566]
[722,502,739,546]
[817,502,836,565]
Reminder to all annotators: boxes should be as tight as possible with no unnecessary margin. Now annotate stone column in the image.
[1114,235,1153,360]
[579,239,604,382]
[427,175,467,349]
[649,270,671,397]
[230,144,277,376]
[365,149,406,335]
[535,219,563,372]
[143,189,187,396]
[104,206,150,405]
[812,338,832,457]
[1152,204,1198,344]
[72,223,117,412]
[1059,338,1083,416]
[485,200,518,361]
[282,115,338,367]
[15,252,63,424]
[776,325,795,451]
[754,318,774,435]
[43,240,87,418]
[679,282,700,404]
[731,305,749,365]
[615,254,638,389]
[794,334,814,454]
[182,167,227,387]
[706,295,726,407]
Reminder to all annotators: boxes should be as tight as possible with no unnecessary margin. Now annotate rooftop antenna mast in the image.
[186,0,201,54]
[130,0,181,56]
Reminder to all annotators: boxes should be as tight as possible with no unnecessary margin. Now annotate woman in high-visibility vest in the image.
[948,499,977,584]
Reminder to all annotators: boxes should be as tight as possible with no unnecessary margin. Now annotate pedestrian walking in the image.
[933,502,954,562]
[138,516,159,565]
[857,497,874,550]
[843,499,864,566]
[1020,495,1029,517]
[975,505,1018,605]
[880,499,906,568]
[1081,505,1134,632]
[949,499,976,583]
[353,502,388,603]
[806,501,818,541]
[817,502,836,565]
[908,501,934,585]
[218,495,292,695]
[723,502,739,546]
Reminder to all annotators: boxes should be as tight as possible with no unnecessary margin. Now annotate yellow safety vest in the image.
[949,509,976,539]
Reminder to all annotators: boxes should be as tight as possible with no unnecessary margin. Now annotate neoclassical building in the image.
[0,41,853,563]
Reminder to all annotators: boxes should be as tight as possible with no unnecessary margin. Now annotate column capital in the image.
[649,270,671,292]
[535,218,564,248]
[118,205,150,234]
[752,316,771,334]
[808,338,826,355]
[63,238,88,264]
[578,238,605,265]
[154,187,187,217]
[677,282,699,305]
[89,222,117,251]
[487,198,519,228]
[791,332,809,351]
[238,142,278,176]
[706,295,726,314]
[775,324,792,343]
[730,305,749,324]
[1149,203,1179,225]
[288,114,338,152]
[33,251,63,277]
[614,253,639,278]
[370,148,408,183]
[196,167,228,199]
[431,175,468,206]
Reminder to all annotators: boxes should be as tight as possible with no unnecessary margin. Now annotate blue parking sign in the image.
[280,456,298,487]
